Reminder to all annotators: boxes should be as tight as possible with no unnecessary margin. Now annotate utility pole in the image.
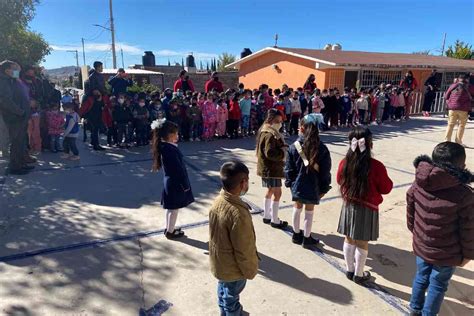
[67,50,80,69]
[120,48,124,68]
[440,33,447,56]
[109,0,117,68]
[81,38,86,65]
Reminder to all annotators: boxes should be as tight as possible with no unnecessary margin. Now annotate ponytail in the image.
[301,115,321,170]
[151,119,179,172]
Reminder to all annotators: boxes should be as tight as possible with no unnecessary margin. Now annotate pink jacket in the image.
[202,100,217,124]
[217,104,228,122]
[46,111,64,135]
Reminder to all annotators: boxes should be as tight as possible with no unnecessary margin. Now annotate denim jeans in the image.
[217,279,247,316]
[410,256,456,316]
[50,135,62,152]
[63,136,79,156]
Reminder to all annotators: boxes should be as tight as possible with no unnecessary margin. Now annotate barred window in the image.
[441,72,464,91]
[359,70,403,89]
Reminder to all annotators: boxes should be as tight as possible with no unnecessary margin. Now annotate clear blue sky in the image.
[31,0,474,69]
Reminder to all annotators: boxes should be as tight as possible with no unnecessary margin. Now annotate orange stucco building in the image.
[227,47,474,92]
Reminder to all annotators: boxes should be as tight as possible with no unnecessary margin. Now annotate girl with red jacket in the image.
[228,94,241,139]
[337,126,393,285]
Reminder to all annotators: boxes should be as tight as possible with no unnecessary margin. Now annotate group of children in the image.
[150,108,473,315]
[26,97,81,160]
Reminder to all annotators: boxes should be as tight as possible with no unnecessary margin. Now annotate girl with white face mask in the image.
[255,108,288,229]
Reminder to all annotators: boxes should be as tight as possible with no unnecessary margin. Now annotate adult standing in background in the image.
[399,71,418,120]
[0,60,33,175]
[86,61,106,96]
[303,74,317,93]
[444,74,472,146]
[205,71,224,93]
[173,70,195,93]
[108,68,133,96]
[422,69,438,117]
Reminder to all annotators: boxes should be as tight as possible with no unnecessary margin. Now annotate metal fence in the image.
[410,91,446,115]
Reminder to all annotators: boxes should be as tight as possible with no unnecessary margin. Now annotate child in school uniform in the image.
[289,91,302,135]
[189,96,203,141]
[337,126,393,285]
[228,95,241,139]
[209,161,258,316]
[285,113,332,248]
[407,142,473,316]
[61,102,81,160]
[239,90,252,137]
[151,119,194,239]
[256,108,288,229]
[216,99,228,138]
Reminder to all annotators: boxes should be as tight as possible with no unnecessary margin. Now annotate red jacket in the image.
[79,95,113,127]
[337,158,393,211]
[205,79,224,93]
[445,83,472,112]
[228,100,241,120]
[407,155,474,266]
[173,79,195,92]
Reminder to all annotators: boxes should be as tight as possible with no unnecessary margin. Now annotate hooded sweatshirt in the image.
[407,155,474,266]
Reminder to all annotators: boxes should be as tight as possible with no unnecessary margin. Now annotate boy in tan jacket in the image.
[209,161,258,315]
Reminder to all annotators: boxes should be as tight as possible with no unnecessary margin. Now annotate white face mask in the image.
[272,122,282,131]
[139,102,145,107]
[12,70,20,79]
[118,98,125,104]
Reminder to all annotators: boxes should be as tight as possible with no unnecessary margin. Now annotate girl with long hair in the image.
[337,126,393,284]
[285,114,332,248]
[256,108,288,229]
[151,119,195,239]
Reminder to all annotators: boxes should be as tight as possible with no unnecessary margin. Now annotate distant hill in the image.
[45,66,77,79]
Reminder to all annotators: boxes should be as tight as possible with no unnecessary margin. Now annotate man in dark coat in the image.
[87,61,106,96]
[108,68,133,96]
[0,60,34,175]
[79,89,110,150]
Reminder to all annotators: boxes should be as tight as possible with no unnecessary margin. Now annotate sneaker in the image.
[165,229,185,239]
[270,220,288,229]
[60,154,71,159]
[346,271,355,281]
[292,231,303,245]
[195,138,201,142]
[263,218,271,225]
[190,138,194,142]
[302,235,320,249]
[409,310,422,316]
[70,155,80,161]
[353,271,372,285]
[22,165,35,170]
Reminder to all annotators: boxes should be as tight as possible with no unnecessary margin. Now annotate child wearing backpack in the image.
[151,119,194,239]
[407,142,473,316]
[337,126,393,285]
[61,103,80,160]
[285,113,332,248]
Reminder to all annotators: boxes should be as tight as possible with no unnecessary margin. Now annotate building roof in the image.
[226,47,474,70]
[101,68,164,75]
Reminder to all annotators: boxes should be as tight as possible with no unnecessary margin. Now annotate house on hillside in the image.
[226,46,474,92]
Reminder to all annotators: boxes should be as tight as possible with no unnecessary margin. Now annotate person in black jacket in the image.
[108,68,133,96]
[0,60,34,175]
[422,69,438,117]
[113,93,133,147]
[86,61,106,97]
[285,113,332,248]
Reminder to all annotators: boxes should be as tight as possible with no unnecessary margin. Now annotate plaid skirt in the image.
[337,201,379,241]
[262,178,282,188]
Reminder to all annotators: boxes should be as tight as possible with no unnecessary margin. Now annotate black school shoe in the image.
[292,231,303,245]
[165,228,185,239]
[270,220,288,229]
[302,235,320,249]
[263,218,271,224]
[346,271,355,281]
[353,271,372,285]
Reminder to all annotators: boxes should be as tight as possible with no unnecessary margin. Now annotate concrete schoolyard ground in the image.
[0,116,472,316]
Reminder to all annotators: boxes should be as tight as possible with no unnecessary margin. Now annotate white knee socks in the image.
[355,247,368,277]
[303,211,314,238]
[263,198,272,220]
[271,201,281,224]
[343,242,356,272]
[166,209,179,232]
[292,207,303,233]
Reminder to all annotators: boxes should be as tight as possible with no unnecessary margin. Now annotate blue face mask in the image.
[12,70,20,79]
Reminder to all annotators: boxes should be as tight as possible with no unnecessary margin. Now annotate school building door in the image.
[344,71,358,90]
